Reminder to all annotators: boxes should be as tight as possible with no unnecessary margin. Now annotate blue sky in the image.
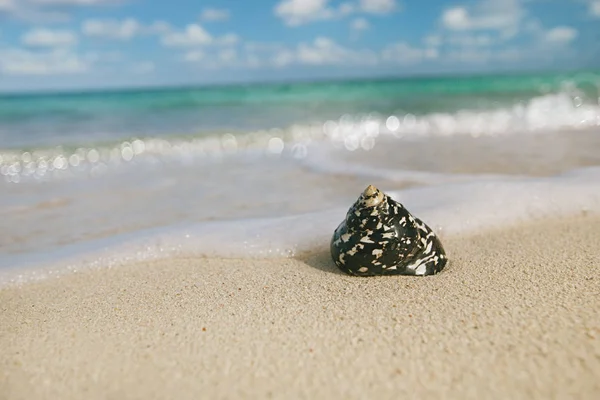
[0,0,599,91]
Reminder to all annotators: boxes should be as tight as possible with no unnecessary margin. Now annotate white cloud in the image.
[297,37,341,64]
[184,50,204,62]
[217,33,239,46]
[445,47,524,64]
[161,24,212,47]
[544,26,578,45]
[200,7,230,22]
[587,0,600,17]
[147,21,171,34]
[218,48,237,63]
[274,0,334,26]
[440,21,578,65]
[0,0,63,21]
[82,19,170,40]
[2,0,119,11]
[423,34,442,47]
[381,42,438,64]
[82,18,141,40]
[2,9,68,24]
[1,0,121,22]
[441,0,524,37]
[0,0,15,12]
[21,28,78,47]
[359,0,397,14]
[183,48,261,69]
[161,24,237,48]
[351,17,369,31]
[274,0,399,25]
[0,47,89,75]
[272,37,379,67]
[272,49,296,67]
[442,8,469,30]
[339,2,354,15]
[524,20,578,46]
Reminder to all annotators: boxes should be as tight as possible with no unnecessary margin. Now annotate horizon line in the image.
[1,67,598,97]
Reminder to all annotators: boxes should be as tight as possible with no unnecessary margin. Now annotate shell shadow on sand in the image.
[295,247,347,276]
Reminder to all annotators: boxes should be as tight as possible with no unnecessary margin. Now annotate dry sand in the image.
[1,215,599,400]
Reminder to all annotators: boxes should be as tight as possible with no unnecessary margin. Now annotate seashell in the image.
[331,185,447,276]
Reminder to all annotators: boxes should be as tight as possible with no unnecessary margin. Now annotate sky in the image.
[0,0,599,91]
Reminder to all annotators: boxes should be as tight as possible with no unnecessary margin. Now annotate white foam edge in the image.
[300,144,526,185]
[2,166,600,287]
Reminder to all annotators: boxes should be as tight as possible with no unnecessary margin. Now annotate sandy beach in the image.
[1,214,599,400]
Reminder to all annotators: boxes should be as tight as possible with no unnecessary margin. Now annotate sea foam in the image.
[2,166,599,287]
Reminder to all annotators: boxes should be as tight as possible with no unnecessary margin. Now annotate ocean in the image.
[1,71,600,284]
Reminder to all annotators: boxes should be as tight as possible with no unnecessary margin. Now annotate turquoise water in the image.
[1,71,600,283]
[1,71,599,149]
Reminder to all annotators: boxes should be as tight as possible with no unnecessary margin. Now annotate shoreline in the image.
[3,162,600,288]
[2,214,600,399]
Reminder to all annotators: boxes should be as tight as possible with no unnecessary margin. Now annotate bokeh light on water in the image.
[1,74,600,185]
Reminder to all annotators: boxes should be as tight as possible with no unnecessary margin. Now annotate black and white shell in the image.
[330,185,447,276]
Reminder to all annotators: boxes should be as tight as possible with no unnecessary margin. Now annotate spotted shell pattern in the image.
[331,185,447,276]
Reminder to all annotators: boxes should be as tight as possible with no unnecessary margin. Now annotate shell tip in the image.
[360,185,384,208]
[363,185,378,197]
